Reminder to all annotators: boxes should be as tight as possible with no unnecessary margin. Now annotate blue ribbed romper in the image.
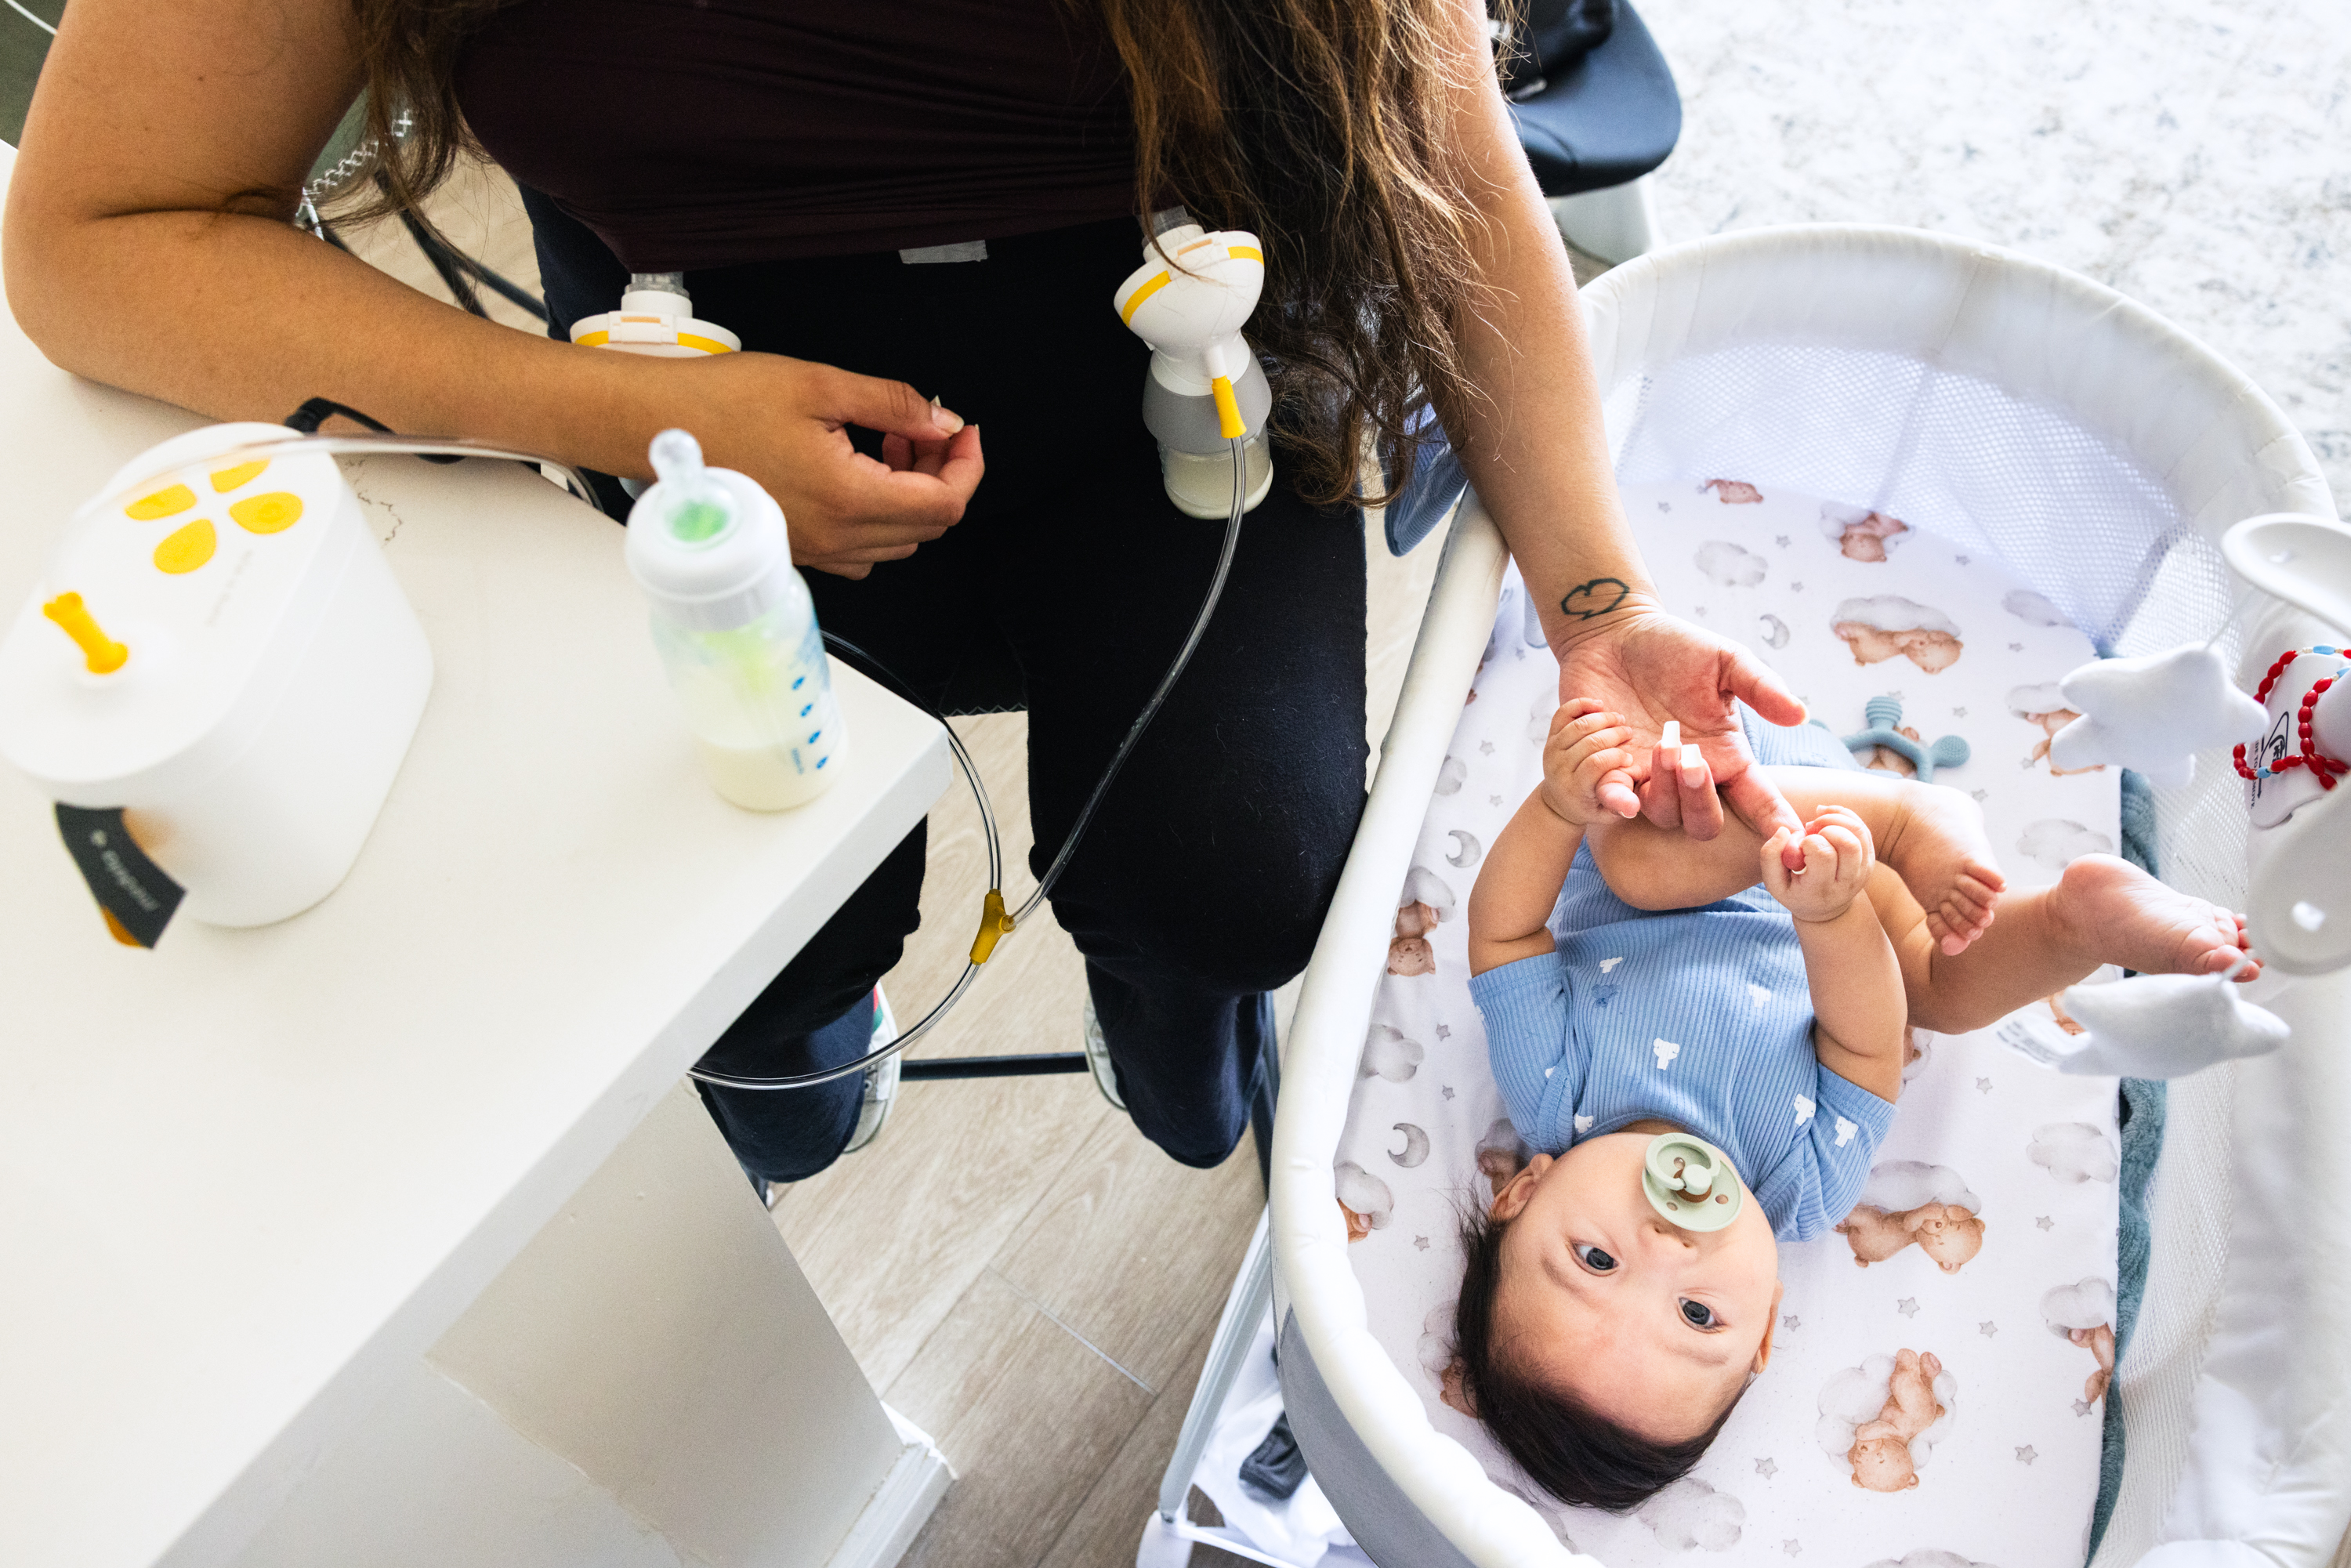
[1465,715,1896,1242]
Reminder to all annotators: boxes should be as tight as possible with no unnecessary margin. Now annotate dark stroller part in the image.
[1238,1413,1310,1502]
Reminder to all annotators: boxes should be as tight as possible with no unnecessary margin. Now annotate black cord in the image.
[283,398,463,463]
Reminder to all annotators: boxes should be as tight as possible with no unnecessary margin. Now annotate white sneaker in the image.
[1081,994,1126,1112]
[842,987,901,1156]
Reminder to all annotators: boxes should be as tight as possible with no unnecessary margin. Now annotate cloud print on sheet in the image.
[1697,540,1769,587]
[2018,818,2113,871]
[1361,1023,1424,1081]
[1638,1476,1745,1550]
[2028,1122,2118,1184]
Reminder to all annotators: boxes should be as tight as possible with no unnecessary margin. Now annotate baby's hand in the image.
[1761,804,1875,922]
[1539,699,1639,827]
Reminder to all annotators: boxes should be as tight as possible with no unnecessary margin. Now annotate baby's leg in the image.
[1590,766,2004,951]
[1883,856,2258,1034]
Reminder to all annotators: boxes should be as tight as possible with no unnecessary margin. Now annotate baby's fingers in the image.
[1799,831,1838,878]
[1819,824,1868,882]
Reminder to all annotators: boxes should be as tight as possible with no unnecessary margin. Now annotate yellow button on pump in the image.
[125,483,197,521]
[42,592,129,675]
[152,518,217,574]
[230,491,303,534]
[209,459,270,492]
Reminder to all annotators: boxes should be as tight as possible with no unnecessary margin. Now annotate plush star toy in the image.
[2046,645,2269,788]
[2048,959,2290,1078]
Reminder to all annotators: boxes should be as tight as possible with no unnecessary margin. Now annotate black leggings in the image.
[523,196,1369,1180]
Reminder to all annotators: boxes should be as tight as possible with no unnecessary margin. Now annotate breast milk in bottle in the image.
[625,430,842,809]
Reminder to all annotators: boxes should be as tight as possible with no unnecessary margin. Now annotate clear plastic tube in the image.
[688,436,1249,1091]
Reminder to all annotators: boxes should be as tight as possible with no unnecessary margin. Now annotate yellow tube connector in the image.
[1209,375,1245,440]
[42,592,128,675]
[969,887,1017,965]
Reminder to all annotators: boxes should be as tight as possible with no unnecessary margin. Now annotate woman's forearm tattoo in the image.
[1559,578,1631,619]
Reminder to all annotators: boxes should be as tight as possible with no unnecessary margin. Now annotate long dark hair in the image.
[335,0,1501,506]
[1454,1204,1744,1511]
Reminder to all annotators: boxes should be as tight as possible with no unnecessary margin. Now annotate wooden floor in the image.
[344,166,1452,1566]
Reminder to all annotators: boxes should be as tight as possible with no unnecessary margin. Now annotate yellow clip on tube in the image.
[1210,375,1245,440]
[969,887,1017,964]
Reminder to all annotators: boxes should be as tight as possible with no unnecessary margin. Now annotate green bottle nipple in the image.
[1643,1132,1744,1232]
[650,428,737,545]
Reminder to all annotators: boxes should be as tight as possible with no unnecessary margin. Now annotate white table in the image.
[0,148,953,1568]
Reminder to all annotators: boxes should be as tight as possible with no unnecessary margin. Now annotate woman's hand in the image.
[1553,609,1809,853]
[625,351,983,579]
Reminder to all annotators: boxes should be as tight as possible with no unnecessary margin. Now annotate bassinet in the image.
[1262,226,2351,1568]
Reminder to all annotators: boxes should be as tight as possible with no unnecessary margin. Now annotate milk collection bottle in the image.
[625,430,842,810]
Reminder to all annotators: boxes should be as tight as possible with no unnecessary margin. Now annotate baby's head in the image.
[1453,1130,1783,1509]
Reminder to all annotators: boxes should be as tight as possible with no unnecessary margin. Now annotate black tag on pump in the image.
[54,804,184,948]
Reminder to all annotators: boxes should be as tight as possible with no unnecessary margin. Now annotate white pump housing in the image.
[571,273,741,358]
[1114,225,1276,518]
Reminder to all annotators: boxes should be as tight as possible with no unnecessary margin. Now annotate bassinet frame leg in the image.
[1154,1207,1274,1523]
[1548,175,1660,266]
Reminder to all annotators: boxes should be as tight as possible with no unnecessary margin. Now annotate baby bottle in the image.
[624,429,843,810]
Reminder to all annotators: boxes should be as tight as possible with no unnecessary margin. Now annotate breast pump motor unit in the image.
[0,423,433,946]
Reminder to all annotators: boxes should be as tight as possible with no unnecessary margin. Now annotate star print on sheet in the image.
[1414,1236,1430,1251]
[1976,1077,1994,1094]
[1488,794,1504,806]
[1755,1458,1778,1478]
[1574,1114,1595,1134]
[1782,1314,1800,1331]
[1775,535,1791,548]
[2037,1215,2055,1230]
[1436,1024,1452,1041]
[1748,982,1772,1008]
[1834,1116,1857,1146]
[1599,956,1624,973]
[1897,1297,1920,1318]
[1654,1038,1681,1070]
[1479,740,1495,754]
[1793,1095,1816,1125]
[2074,1397,2095,1416]
[1441,1085,1456,1101]
[1980,1320,2000,1338]
[1782,1541,1802,1557]
[2016,1446,2038,1465]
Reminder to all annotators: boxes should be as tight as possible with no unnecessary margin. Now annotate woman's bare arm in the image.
[1428,0,1806,846]
[2,0,978,575]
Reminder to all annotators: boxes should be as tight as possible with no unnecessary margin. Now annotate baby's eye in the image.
[1679,1298,1719,1329]
[1573,1244,1617,1273]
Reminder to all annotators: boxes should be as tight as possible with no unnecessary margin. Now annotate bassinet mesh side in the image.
[1605,339,2250,1566]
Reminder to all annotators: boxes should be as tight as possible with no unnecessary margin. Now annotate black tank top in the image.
[455,0,1139,270]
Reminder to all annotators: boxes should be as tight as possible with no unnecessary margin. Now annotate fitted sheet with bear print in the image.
[1333,480,2126,1568]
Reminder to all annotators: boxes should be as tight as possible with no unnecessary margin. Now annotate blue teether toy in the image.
[1842,695,1969,781]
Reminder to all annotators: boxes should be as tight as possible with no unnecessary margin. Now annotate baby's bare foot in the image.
[1882,783,2007,954]
[2052,855,2260,980]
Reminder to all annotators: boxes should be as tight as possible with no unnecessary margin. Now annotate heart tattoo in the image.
[1559,578,1632,620]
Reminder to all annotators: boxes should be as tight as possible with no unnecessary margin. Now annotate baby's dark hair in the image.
[1453,1203,1744,1512]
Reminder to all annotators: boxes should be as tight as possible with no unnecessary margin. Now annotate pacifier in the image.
[1642,1132,1744,1231]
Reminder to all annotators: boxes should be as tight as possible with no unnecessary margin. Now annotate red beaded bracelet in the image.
[2234,645,2349,790]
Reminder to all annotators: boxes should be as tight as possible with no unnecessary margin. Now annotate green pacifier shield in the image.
[1643,1132,1744,1232]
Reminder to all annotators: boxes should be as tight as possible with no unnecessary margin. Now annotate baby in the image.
[1455,698,2258,1512]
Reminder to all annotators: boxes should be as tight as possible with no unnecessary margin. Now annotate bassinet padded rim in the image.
[1270,224,2349,1568]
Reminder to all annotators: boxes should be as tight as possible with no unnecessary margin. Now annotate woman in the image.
[4,0,1803,1186]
